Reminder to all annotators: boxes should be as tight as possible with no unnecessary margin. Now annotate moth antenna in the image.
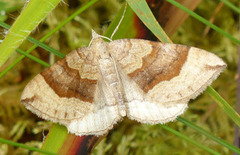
[110,2,127,40]
[89,2,127,46]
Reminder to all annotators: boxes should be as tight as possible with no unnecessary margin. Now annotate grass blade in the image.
[0,0,61,67]
[166,0,240,45]
[220,0,240,14]
[0,21,64,58]
[16,49,49,67]
[159,124,221,155]
[177,117,240,154]
[0,138,57,155]
[207,86,240,127]
[126,0,172,43]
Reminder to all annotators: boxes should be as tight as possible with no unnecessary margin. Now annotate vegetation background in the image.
[0,0,239,154]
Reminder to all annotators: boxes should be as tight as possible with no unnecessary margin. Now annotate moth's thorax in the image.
[92,39,126,117]
[90,38,110,59]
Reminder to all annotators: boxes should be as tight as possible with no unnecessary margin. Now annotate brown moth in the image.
[21,30,226,136]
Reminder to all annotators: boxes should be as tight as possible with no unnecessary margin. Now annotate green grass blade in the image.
[104,4,136,39]
[26,36,64,58]
[177,117,240,154]
[0,20,50,67]
[0,20,10,29]
[16,49,49,67]
[166,0,240,45]
[220,0,240,14]
[207,87,240,127]
[0,0,61,67]
[0,21,63,58]
[0,138,57,155]
[50,0,99,36]
[159,124,221,155]
[0,51,50,78]
[41,124,68,154]
[126,0,171,43]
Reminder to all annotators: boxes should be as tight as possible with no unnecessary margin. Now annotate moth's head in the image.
[91,30,102,40]
[90,30,110,58]
[91,29,112,43]
[90,30,105,49]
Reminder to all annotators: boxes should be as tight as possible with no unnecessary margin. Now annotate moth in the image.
[21,30,226,136]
